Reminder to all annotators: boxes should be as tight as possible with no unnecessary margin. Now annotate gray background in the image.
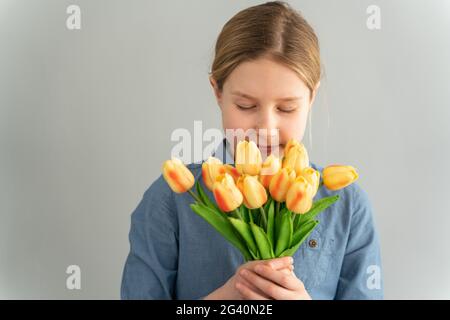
[1,0,449,299]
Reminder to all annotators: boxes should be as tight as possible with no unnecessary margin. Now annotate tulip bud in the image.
[300,167,321,198]
[286,176,314,214]
[282,139,309,176]
[269,167,296,202]
[259,154,281,189]
[224,164,241,182]
[202,157,226,190]
[322,165,359,191]
[235,140,262,176]
[283,139,300,157]
[162,157,195,193]
[212,173,243,212]
[237,175,268,209]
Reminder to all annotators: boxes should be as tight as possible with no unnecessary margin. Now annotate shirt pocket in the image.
[292,227,335,290]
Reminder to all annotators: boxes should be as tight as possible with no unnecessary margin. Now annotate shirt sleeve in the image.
[120,175,179,299]
[334,184,384,300]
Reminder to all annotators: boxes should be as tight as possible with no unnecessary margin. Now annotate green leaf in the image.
[229,217,259,258]
[190,203,252,261]
[263,197,272,213]
[266,200,275,248]
[293,212,304,231]
[302,195,340,223]
[195,180,220,212]
[279,220,319,257]
[249,248,260,260]
[275,210,293,256]
[250,222,275,260]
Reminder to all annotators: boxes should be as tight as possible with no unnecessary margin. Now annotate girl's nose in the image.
[256,108,280,150]
[256,108,278,137]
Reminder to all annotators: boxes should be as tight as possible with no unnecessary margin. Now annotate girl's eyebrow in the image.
[231,90,302,102]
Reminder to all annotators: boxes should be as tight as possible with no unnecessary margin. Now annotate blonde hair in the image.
[210,1,321,98]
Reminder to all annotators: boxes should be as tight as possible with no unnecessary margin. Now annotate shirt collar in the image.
[211,138,235,165]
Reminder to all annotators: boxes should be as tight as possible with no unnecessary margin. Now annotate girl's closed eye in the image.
[236,104,256,111]
[277,106,298,113]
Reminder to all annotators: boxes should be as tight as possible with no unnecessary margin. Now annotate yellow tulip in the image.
[269,167,296,202]
[286,176,314,214]
[212,173,243,212]
[202,157,226,191]
[283,139,300,156]
[162,157,195,193]
[300,167,321,198]
[259,154,281,189]
[322,165,359,191]
[235,140,262,176]
[237,175,268,209]
[282,139,309,176]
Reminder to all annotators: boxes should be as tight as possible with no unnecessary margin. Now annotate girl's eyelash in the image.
[236,104,256,110]
[236,104,296,113]
[278,107,296,113]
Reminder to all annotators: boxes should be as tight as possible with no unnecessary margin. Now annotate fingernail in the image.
[255,265,262,272]
[240,269,248,276]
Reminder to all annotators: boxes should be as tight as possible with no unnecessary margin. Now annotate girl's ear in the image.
[209,76,223,107]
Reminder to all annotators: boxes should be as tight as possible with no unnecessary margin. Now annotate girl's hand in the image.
[203,257,294,300]
[235,258,312,300]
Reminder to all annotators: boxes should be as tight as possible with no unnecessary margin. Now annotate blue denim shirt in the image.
[121,140,383,300]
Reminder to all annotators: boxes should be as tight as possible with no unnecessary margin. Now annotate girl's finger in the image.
[239,269,293,300]
[235,281,270,300]
[253,264,302,291]
[262,256,294,270]
[236,275,271,299]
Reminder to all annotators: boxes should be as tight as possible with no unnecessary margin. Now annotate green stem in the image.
[234,208,243,220]
[249,209,254,224]
[259,207,268,229]
[276,201,280,215]
[187,189,201,203]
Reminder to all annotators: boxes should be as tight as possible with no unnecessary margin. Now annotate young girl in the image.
[121,1,383,300]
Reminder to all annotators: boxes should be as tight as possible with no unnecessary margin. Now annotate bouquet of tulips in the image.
[162,139,359,262]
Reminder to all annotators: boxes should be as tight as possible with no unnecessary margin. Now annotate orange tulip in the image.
[259,154,281,189]
[202,157,226,190]
[300,167,321,198]
[237,175,268,209]
[322,165,359,191]
[269,167,296,202]
[162,157,195,193]
[235,140,262,176]
[282,139,309,176]
[212,173,243,212]
[224,164,241,182]
[286,176,314,214]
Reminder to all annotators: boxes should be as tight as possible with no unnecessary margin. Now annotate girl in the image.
[121,1,383,300]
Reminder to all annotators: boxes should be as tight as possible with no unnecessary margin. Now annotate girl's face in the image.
[210,57,319,159]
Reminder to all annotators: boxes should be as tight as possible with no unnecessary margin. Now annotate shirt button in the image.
[308,239,318,248]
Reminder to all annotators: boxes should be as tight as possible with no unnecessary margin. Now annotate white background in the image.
[1,0,449,299]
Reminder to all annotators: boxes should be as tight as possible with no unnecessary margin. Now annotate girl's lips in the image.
[258,144,284,155]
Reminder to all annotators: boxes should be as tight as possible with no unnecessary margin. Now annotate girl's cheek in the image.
[223,111,254,131]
